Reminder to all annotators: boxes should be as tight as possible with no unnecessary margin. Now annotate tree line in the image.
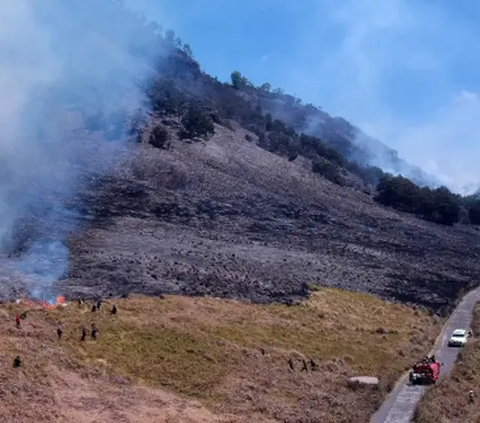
[374,175,480,226]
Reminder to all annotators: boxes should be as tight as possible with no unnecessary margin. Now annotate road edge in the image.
[372,308,448,411]
[370,289,479,423]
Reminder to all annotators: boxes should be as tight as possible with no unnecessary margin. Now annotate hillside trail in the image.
[370,286,480,423]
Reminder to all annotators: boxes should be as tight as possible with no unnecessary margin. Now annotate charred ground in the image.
[3,1,480,314]
[56,121,480,313]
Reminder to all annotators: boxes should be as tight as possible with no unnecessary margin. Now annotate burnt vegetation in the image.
[108,6,480,228]
[47,0,480,316]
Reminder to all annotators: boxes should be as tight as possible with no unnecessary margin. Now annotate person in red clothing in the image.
[15,314,21,328]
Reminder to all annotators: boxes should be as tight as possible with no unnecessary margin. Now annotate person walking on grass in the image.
[13,356,21,368]
[57,322,63,340]
[80,325,87,342]
[91,323,98,340]
[15,314,21,329]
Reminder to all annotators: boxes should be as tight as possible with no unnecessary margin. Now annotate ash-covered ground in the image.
[14,122,474,314]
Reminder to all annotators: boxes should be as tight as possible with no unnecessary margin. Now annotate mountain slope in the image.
[2,0,479,313]
[55,121,480,313]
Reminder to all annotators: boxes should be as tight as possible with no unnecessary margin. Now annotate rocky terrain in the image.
[53,121,480,313]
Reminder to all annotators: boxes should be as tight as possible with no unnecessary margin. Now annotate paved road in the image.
[370,288,480,423]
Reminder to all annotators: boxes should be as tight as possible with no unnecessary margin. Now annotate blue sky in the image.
[126,0,480,193]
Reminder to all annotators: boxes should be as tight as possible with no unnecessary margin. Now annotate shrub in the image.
[288,150,298,162]
[148,77,187,115]
[267,131,293,154]
[149,125,169,149]
[375,176,460,225]
[464,197,480,225]
[312,158,344,186]
[179,103,215,139]
[230,70,253,89]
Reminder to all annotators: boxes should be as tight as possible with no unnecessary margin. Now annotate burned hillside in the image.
[1,0,480,315]
[58,121,480,314]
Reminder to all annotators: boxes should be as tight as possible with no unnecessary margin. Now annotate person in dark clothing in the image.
[288,358,294,371]
[57,322,63,340]
[91,323,98,340]
[91,304,97,312]
[111,305,117,315]
[80,325,87,342]
[96,299,102,310]
[13,356,21,368]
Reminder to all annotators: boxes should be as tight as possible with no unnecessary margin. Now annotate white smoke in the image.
[0,0,160,299]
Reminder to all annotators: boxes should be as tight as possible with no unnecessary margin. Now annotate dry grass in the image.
[0,288,441,423]
[414,303,480,423]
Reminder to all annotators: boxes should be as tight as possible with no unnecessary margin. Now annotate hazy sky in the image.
[126,0,480,193]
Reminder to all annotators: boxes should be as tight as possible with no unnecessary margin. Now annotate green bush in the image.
[312,158,344,186]
[375,176,460,226]
[179,104,215,139]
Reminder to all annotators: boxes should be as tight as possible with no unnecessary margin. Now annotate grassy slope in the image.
[414,303,480,423]
[0,289,441,423]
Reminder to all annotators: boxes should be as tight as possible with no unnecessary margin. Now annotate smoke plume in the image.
[0,0,158,300]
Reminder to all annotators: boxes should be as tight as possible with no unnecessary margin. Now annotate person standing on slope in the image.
[80,325,87,342]
[91,323,98,340]
[57,322,63,340]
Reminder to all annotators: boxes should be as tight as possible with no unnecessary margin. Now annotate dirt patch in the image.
[52,368,235,423]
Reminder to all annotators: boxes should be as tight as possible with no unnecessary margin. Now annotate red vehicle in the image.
[409,358,440,385]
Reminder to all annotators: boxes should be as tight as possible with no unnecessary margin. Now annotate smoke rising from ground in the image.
[0,0,158,299]
[285,0,480,193]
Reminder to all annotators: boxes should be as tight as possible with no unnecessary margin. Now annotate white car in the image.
[448,329,469,347]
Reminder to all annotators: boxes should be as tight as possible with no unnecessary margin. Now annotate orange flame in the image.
[21,295,66,310]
